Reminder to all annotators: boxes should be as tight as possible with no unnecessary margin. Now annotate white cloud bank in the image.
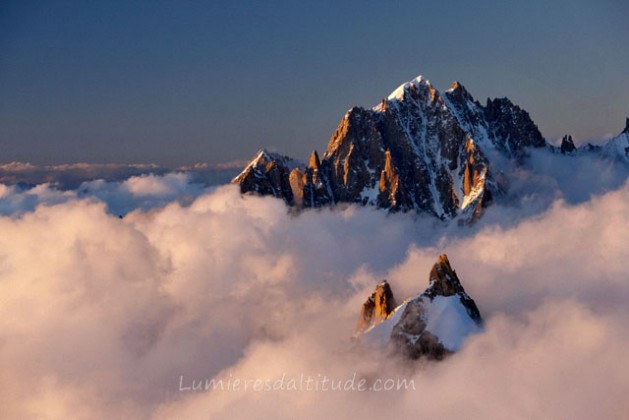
[0,172,628,418]
[0,172,208,216]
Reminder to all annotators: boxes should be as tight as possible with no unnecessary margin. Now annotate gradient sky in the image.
[1,0,628,166]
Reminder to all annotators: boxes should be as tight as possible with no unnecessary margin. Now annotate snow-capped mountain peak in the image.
[354,254,483,360]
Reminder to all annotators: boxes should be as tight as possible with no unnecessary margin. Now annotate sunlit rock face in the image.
[354,280,398,335]
[232,74,553,221]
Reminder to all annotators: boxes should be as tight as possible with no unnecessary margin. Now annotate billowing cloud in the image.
[0,166,628,418]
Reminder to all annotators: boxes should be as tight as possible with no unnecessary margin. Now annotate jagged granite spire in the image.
[560,135,576,154]
[354,280,398,335]
[353,254,483,360]
[389,254,482,360]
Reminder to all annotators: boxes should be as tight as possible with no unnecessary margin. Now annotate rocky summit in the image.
[231,150,300,203]
[389,254,482,360]
[354,254,482,361]
[233,73,628,221]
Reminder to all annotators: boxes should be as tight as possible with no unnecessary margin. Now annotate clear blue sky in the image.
[1,0,628,166]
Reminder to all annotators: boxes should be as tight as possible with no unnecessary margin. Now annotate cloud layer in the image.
[1,166,628,418]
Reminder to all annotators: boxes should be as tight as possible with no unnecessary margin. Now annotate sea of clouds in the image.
[1,154,628,419]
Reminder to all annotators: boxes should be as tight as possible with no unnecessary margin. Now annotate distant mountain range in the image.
[233,74,628,221]
[0,161,244,190]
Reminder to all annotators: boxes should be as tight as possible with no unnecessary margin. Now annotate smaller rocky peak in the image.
[355,280,398,335]
[389,254,483,360]
[449,81,462,91]
[483,97,547,153]
[332,106,372,135]
[445,81,474,103]
[326,107,363,154]
[623,117,629,134]
[231,149,301,205]
[308,150,321,170]
[485,97,514,114]
[426,254,465,297]
[324,106,382,160]
[560,135,577,154]
[346,106,368,121]
[243,149,297,170]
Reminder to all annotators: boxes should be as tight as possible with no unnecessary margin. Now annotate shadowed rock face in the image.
[483,97,546,157]
[390,254,482,360]
[355,280,398,335]
[232,74,552,221]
